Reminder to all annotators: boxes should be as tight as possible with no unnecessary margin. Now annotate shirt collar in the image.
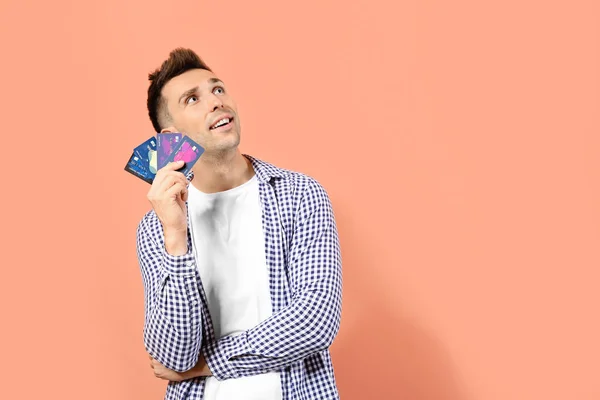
[185,153,286,183]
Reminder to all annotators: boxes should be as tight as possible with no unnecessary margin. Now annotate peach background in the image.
[1,0,599,399]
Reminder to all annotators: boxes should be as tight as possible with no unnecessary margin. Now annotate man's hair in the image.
[147,48,212,132]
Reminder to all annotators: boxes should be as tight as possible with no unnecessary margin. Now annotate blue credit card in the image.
[157,133,182,170]
[133,136,158,175]
[163,136,205,176]
[124,152,154,183]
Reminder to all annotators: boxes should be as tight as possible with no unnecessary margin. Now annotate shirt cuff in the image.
[203,333,249,380]
[161,244,196,276]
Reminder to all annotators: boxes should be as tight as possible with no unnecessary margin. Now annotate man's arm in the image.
[202,178,343,380]
[137,216,204,373]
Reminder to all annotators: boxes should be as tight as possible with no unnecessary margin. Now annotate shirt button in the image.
[186,261,194,267]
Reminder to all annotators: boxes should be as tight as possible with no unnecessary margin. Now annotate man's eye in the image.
[186,96,198,104]
[213,87,225,95]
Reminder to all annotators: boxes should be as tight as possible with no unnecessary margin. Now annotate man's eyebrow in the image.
[178,86,198,104]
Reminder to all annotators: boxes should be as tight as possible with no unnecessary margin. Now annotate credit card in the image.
[133,136,158,175]
[163,136,205,176]
[124,152,154,183]
[157,132,182,170]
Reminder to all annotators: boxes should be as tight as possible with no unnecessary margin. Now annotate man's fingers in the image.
[165,182,187,199]
[150,171,187,197]
[157,173,187,194]
[160,160,185,172]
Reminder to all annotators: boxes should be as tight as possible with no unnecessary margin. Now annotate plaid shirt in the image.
[136,154,343,400]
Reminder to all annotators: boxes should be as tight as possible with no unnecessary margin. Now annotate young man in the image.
[136,48,343,400]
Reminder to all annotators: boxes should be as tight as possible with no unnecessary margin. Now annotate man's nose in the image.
[209,94,224,111]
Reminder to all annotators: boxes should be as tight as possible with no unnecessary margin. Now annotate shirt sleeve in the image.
[136,216,203,372]
[203,179,343,380]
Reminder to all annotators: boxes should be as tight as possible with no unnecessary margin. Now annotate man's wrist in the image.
[183,354,212,379]
[164,228,188,256]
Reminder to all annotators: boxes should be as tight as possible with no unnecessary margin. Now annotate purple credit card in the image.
[157,132,182,170]
[163,136,205,176]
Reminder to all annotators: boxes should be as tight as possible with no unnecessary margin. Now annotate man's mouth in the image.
[210,116,234,130]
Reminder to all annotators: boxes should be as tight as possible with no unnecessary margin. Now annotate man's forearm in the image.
[138,219,204,372]
[202,286,341,380]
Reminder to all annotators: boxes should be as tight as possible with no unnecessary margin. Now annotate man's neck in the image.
[189,149,254,194]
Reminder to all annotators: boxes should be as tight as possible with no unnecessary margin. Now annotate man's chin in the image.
[208,136,241,154]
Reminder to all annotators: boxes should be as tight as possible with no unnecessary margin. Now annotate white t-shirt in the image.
[187,174,283,400]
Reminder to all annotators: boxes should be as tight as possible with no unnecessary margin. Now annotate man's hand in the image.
[146,160,190,255]
[149,354,212,381]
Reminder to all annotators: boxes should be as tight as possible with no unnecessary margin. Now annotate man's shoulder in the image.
[246,154,329,198]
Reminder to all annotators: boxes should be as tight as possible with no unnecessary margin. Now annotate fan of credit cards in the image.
[124,133,204,184]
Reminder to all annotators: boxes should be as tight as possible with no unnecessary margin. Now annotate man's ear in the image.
[160,126,177,133]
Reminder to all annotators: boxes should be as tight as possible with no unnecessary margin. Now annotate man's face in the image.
[160,68,241,154]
